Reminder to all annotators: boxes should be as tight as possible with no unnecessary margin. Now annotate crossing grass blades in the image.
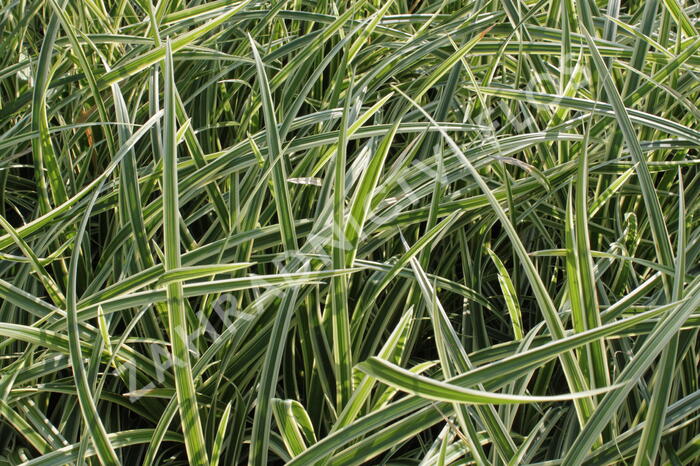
[0,0,699,464]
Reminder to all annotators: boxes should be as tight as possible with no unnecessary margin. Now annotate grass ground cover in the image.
[0,0,699,464]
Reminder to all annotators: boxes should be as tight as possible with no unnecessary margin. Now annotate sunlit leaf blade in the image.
[163,39,209,466]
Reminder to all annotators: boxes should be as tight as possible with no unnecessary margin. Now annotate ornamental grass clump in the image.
[0,0,698,465]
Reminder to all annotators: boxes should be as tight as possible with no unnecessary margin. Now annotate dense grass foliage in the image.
[1,0,699,464]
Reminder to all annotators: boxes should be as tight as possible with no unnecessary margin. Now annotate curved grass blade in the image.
[358,357,620,404]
